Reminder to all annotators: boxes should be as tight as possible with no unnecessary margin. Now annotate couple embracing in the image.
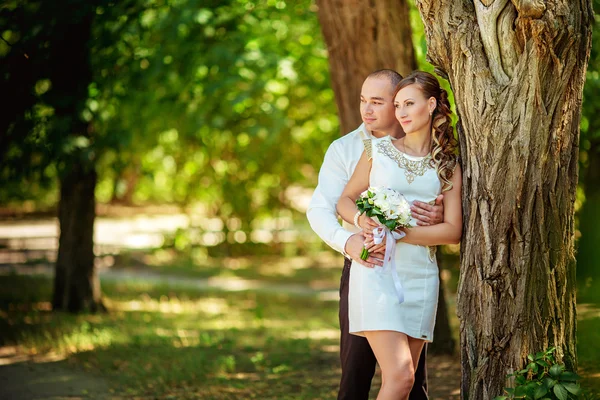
[307,70,463,400]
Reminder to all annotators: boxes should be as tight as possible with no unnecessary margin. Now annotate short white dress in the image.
[349,135,441,342]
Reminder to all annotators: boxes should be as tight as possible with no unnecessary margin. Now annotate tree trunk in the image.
[47,8,104,313]
[415,1,593,398]
[316,0,418,134]
[317,0,456,358]
[53,163,104,312]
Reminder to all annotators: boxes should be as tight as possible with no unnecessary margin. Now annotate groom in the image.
[307,69,444,400]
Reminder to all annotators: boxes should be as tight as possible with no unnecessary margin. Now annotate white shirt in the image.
[306,123,375,256]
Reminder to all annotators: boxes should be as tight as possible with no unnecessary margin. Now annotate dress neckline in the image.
[385,135,431,161]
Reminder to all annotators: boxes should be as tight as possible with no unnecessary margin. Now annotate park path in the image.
[2,263,339,300]
[0,265,339,400]
[0,358,112,400]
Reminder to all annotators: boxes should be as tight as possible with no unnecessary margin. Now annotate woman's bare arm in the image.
[400,164,463,246]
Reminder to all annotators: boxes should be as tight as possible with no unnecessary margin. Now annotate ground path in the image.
[0,265,461,399]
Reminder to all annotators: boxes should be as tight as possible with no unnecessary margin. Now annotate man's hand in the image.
[344,233,384,268]
[412,194,444,226]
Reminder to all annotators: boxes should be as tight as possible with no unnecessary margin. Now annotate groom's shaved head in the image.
[367,69,403,90]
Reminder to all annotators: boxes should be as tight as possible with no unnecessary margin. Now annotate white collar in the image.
[357,123,397,141]
[357,123,374,140]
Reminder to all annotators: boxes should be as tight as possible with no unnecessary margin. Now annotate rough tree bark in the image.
[415,1,593,398]
[316,0,418,134]
[316,0,456,356]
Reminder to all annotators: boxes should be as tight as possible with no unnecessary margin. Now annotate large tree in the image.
[1,0,142,312]
[316,0,417,133]
[415,0,593,398]
[1,1,106,312]
[316,0,456,356]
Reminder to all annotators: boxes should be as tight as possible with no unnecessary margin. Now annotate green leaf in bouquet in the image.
[384,219,396,230]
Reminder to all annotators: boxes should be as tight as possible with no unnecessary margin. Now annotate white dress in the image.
[349,135,441,342]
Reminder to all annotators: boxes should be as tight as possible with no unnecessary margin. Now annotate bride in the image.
[336,71,463,400]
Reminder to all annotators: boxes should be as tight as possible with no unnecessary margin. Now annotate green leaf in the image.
[562,382,581,395]
[536,360,550,368]
[527,362,539,373]
[543,377,557,389]
[528,354,535,361]
[559,372,581,382]
[514,385,528,397]
[534,385,548,399]
[494,397,508,400]
[553,384,568,400]
[549,364,563,378]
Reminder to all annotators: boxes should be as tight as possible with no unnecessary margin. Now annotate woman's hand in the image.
[361,215,385,254]
[358,214,380,235]
[363,233,386,254]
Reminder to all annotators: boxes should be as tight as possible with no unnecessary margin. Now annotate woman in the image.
[336,71,462,400]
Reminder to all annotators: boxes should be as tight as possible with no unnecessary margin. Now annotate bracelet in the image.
[354,211,363,229]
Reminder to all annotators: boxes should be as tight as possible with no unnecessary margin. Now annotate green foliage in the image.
[91,0,337,225]
[495,347,588,400]
[576,0,600,286]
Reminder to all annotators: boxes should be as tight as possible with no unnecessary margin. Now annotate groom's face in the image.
[360,77,398,134]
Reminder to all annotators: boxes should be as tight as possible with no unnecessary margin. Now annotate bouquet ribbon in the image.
[372,226,405,304]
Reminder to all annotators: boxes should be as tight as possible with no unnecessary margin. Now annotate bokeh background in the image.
[1,1,599,399]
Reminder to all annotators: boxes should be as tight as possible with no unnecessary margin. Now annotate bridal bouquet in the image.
[356,186,412,260]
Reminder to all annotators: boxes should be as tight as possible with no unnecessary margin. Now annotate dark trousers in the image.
[338,258,429,400]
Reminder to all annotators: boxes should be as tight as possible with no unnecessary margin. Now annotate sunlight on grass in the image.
[1,274,598,399]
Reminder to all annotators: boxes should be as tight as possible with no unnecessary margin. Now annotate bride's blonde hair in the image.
[395,71,458,192]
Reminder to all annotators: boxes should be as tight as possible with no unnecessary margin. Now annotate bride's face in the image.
[394,85,435,135]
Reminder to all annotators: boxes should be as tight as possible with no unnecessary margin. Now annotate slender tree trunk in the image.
[53,163,104,312]
[48,9,104,313]
[415,1,593,398]
[316,0,417,134]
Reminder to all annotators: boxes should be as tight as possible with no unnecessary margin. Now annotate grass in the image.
[0,272,598,399]
[0,274,344,399]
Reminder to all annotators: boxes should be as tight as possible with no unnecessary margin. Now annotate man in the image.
[307,69,444,400]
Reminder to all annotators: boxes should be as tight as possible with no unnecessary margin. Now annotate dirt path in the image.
[0,354,110,400]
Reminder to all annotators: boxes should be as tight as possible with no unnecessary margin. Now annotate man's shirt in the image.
[306,123,374,255]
